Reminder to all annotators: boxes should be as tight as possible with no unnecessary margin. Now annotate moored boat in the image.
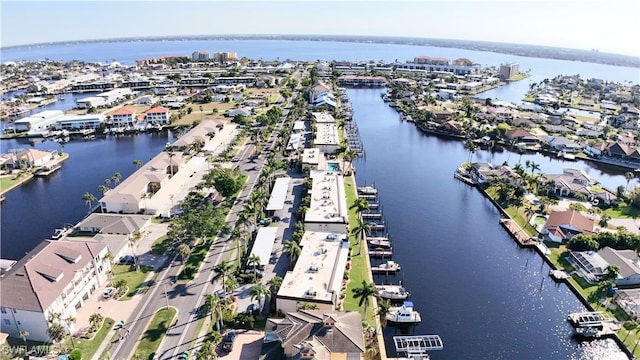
[386,301,421,324]
[372,260,401,273]
[367,237,391,248]
[376,284,410,300]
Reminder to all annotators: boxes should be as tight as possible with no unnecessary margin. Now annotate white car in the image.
[103,287,116,299]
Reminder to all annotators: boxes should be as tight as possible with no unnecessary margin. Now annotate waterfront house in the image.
[542,169,617,205]
[144,106,170,125]
[505,129,539,144]
[540,136,582,153]
[542,210,594,243]
[261,310,365,360]
[569,247,640,285]
[469,162,523,187]
[110,108,136,127]
[55,114,106,130]
[0,240,110,342]
[0,149,54,170]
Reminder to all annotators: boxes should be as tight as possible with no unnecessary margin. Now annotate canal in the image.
[0,133,169,259]
[350,88,629,359]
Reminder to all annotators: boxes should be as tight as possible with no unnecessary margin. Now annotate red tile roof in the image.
[145,106,169,114]
[112,108,135,116]
[545,210,594,234]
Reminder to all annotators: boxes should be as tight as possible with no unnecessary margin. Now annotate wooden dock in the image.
[499,218,537,247]
[362,212,383,219]
[369,248,393,258]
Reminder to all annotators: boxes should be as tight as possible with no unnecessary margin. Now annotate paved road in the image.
[108,80,301,360]
[108,140,269,360]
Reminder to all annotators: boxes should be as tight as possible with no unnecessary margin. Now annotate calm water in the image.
[351,88,629,359]
[0,134,168,259]
[1,40,638,358]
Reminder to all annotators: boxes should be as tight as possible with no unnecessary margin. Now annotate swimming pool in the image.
[327,162,340,171]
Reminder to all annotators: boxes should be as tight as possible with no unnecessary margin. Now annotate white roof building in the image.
[276,231,349,313]
[266,177,291,212]
[312,112,336,124]
[14,110,64,133]
[55,114,106,130]
[304,170,348,233]
[250,227,278,267]
[314,123,339,154]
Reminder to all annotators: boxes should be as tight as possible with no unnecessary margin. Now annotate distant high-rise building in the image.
[499,63,519,80]
[213,52,238,63]
[192,51,210,61]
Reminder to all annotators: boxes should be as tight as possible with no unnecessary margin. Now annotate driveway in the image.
[218,330,264,359]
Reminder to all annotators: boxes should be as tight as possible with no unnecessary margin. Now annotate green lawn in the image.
[604,204,640,219]
[110,264,155,300]
[342,176,376,326]
[62,318,115,359]
[178,241,209,280]
[0,174,34,193]
[132,308,176,360]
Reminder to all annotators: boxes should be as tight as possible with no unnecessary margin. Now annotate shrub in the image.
[69,349,82,360]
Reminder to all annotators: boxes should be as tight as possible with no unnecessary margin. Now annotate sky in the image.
[1,0,639,57]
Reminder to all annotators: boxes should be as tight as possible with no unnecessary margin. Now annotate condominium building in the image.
[304,170,348,233]
[0,240,110,342]
[276,231,349,313]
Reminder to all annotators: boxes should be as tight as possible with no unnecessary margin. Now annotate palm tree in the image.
[133,159,143,169]
[605,264,620,281]
[104,178,112,188]
[377,299,391,327]
[47,323,66,343]
[352,280,379,319]
[625,171,634,192]
[249,283,271,313]
[98,185,109,195]
[351,219,371,256]
[214,261,234,293]
[350,197,370,213]
[268,275,282,294]
[247,254,261,277]
[283,240,301,270]
[89,313,104,331]
[18,330,29,347]
[82,192,96,209]
[464,140,478,167]
[202,294,226,331]
[599,213,612,228]
[112,172,122,185]
[196,341,216,360]
[177,243,191,263]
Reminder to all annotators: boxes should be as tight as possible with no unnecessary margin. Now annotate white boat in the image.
[51,226,72,240]
[386,301,421,324]
[372,260,401,273]
[567,311,606,327]
[376,284,410,300]
[368,237,391,248]
[357,186,378,195]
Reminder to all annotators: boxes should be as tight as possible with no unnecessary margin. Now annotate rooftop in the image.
[277,231,349,304]
[304,170,348,224]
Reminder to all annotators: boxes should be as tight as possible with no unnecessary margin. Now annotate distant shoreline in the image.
[2,34,639,68]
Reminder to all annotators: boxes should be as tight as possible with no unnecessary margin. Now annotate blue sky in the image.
[2,0,639,57]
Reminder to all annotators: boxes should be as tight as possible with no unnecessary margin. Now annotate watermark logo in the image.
[0,344,64,356]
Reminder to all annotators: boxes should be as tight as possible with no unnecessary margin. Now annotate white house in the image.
[144,106,170,125]
[14,110,64,134]
[110,108,136,127]
[0,240,110,342]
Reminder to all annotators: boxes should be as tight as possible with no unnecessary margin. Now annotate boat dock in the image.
[34,164,61,176]
[369,248,393,258]
[361,212,382,219]
[499,218,537,247]
[550,269,570,281]
[567,311,608,327]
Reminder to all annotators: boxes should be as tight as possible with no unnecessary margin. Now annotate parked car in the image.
[103,287,116,299]
[222,331,237,352]
[176,351,189,360]
[119,255,134,264]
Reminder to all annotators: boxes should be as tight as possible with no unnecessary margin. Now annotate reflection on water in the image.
[349,88,629,359]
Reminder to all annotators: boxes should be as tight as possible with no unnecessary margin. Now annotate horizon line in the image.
[3,34,639,60]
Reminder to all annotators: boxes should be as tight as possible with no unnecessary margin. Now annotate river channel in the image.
[350,88,630,359]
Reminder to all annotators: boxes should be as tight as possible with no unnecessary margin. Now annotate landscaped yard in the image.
[132,308,176,360]
[604,204,640,219]
[110,264,155,300]
[342,175,376,326]
[62,318,115,360]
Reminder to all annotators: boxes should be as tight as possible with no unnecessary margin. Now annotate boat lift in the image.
[394,335,443,359]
